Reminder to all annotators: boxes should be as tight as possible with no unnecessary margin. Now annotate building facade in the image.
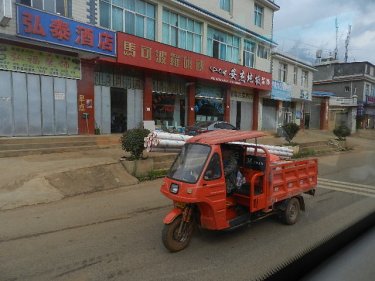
[264,51,316,132]
[0,0,280,137]
[313,62,375,130]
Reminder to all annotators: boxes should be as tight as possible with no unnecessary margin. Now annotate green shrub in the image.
[121,128,150,160]
[333,125,351,140]
[282,122,300,144]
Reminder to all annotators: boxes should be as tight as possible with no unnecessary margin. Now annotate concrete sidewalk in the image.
[0,129,372,211]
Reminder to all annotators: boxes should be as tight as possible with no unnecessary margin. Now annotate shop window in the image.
[195,99,224,122]
[207,27,239,64]
[99,0,155,40]
[254,3,264,28]
[162,9,202,53]
[19,0,72,17]
[219,0,231,12]
[243,40,256,68]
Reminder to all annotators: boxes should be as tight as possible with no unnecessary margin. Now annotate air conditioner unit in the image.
[0,0,12,27]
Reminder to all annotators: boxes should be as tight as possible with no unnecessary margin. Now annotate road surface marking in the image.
[318,178,375,198]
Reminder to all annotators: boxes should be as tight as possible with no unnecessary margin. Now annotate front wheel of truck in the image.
[162,215,195,252]
[282,198,300,225]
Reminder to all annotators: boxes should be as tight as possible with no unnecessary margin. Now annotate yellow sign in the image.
[0,44,81,79]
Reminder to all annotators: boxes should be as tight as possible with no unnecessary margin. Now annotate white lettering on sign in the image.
[209,66,227,76]
[209,64,271,88]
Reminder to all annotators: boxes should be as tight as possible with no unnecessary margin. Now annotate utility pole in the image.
[334,18,339,60]
[345,25,352,63]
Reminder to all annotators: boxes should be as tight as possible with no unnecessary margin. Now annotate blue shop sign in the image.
[16,5,116,57]
[271,80,292,101]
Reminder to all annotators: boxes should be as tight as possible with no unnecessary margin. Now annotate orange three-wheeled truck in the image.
[160,130,318,252]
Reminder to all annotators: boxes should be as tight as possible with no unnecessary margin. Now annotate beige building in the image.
[0,0,279,136]
[260,51,316,131]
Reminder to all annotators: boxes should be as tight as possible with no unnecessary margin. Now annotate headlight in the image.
[170,183,179,194]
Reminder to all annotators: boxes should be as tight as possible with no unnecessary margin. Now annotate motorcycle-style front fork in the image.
[177,204,194,239]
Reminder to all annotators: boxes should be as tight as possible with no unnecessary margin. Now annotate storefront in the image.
[262,80,292,131]
[363,96,375,129]
[230,88,253,130]
[0,5,116,137]
[0,43,80,137]
[115,33,272,132]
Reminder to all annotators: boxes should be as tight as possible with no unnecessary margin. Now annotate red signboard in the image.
[117,33,271,91]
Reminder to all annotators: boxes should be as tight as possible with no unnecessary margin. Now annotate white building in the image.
[261,51,316,131]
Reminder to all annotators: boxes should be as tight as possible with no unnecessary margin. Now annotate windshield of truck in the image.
[168,143,211,183]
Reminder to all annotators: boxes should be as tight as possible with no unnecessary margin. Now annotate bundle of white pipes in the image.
[144,131,293,158]
[229,142,293,158]
[144,131,192,153]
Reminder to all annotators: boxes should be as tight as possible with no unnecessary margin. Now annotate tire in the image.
[282,198,300,225]
[162,215,194,252]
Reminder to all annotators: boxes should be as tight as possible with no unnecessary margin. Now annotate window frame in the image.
[207,27,240,64]
[99,0,155,40]
[243,40,256,68]
[254,3,264,28]
[293,66,298,85]
[219,0,231,12]
[278,63,288,83]
[257,44,268,59]
[203,153,222,181]
[18,0,71,17]
[301,70,308,88]
[162,9,202,53]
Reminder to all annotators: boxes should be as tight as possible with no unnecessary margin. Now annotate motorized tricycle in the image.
[160,130,318,252]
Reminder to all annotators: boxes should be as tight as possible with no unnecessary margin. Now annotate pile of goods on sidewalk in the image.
[144,131,293,158]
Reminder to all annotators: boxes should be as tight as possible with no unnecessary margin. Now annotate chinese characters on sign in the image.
[17,5,116,56]
[210,66,271,87]
[122,40,204,72]
[79,95,86,112]
[117,33,272,91]
[0,43,81,79]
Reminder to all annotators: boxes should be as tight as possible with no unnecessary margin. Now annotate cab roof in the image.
[186,130,267,145]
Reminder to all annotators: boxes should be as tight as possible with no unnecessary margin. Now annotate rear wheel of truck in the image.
[282,198,300,225]
[162,215,194,252]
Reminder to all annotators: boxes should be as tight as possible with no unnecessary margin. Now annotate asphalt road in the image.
[0,151,374,281]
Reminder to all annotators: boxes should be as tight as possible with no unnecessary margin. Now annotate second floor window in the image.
[301,70,308,88]
[19,0,71,17]
[257,45,268,59]
[219,0,231,12]
[243,40,256,68]
[162,9,202,53]
[99,0,155,40]
[207,27,239,64]
[278,63,287,82]
[293,66,298,85]
[254,4,264,27]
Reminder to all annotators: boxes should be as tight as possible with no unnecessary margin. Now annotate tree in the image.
[121,128,150,160]
[282,123,300,144]
[333,125,351,140]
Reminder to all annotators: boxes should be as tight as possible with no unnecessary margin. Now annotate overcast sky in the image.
[273,0,375,65]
